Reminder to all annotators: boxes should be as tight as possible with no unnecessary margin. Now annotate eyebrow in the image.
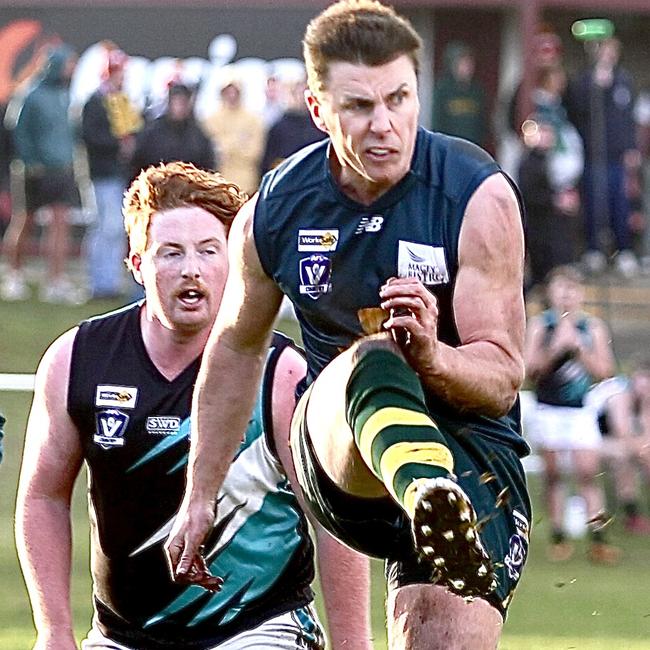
[342,82,410,102]
[158,237,222,249]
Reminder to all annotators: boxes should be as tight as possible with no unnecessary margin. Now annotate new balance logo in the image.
[355,215,384,234]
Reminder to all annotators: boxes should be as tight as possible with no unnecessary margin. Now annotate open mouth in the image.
[366,146,398,160]
[178,288,205,306]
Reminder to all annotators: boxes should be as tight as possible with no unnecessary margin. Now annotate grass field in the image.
[2,297,650,649]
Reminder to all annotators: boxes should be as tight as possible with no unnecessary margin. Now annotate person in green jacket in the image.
[1,44,85,304]
[432,41,488,149]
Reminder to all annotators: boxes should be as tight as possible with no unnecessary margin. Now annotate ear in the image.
[130,252,144,286]
[305,90,329,134]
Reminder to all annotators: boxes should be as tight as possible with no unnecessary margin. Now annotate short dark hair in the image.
[545,265,584,286]
[303,0,422,97]
[168,82,193,98]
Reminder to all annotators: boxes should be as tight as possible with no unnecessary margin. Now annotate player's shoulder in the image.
[78,301,140,332]
[71,302,141,360]
[259,138,329,202]
[415,128,499,200]
[268,331,305,379]
[35,326,78,387]
[583,312,610,334]
[420,128,496,170]
[533,309,556,329]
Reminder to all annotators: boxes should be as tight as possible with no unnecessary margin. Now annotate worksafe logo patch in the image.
[94,410,129,449]
[397,241,449,285]
[95,385,138,409]
[297,229,339,252]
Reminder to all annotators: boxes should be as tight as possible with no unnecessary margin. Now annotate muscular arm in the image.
[271,347,373,650]
[383,173,525,417]
[15,329,83,650]
[167,196,284,575]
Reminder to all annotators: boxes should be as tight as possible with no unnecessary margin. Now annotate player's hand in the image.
[164,498,223,592]
[550,314,581,355]
[379,276,439,372]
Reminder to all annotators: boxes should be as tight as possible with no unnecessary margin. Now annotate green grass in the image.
[2,297,650,648]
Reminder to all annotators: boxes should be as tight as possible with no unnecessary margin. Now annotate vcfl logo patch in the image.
[94,410,129,449]
[299,254,332,299]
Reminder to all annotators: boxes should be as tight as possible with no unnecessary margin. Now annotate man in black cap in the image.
[131,83,215,181]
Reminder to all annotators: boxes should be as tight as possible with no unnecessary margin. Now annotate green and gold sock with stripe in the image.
[345,349,454,519]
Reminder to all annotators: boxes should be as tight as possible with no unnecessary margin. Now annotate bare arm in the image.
[15,329,83,650]
[381,173,525,417]
[605,390,634,439]
[166,195,284,578]
[524,316,558,382]
[575,317,615,381]
[271,347,373,650]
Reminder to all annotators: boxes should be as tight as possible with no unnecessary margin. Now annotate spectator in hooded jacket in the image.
[203,77,264,195]
[1,43,85,304]
[432,41,488,149]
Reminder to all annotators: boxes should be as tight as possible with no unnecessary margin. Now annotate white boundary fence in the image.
[0,374,35,392]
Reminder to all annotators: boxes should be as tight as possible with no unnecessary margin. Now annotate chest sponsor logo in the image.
[297,229,339,252]
[95,385,138,409]
[299,254,332,300]
[397,240,449,285]
[146,416,181,435]
[355,215,384,234]
[94,409,129,449]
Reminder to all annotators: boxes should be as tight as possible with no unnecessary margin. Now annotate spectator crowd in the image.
[0,40,325,303]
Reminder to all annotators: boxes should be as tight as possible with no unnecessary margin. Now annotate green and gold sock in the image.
[345,349,454,518]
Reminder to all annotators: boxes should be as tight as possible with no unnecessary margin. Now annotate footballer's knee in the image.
[388,584,502,650]
[349,332,404,365]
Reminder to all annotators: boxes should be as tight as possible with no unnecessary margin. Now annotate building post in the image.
[517,0,541,130]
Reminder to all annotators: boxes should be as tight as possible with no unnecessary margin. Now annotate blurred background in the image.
[2,1,650,648]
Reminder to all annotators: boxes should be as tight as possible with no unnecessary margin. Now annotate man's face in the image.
[221,84,241,108]
[596,39,620,67]
[132,206,228,335]
[109,67,125,91]
[547,276,584,313]
[307,54,420,196]
[168,94,192,121]
[455,54,475,82]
